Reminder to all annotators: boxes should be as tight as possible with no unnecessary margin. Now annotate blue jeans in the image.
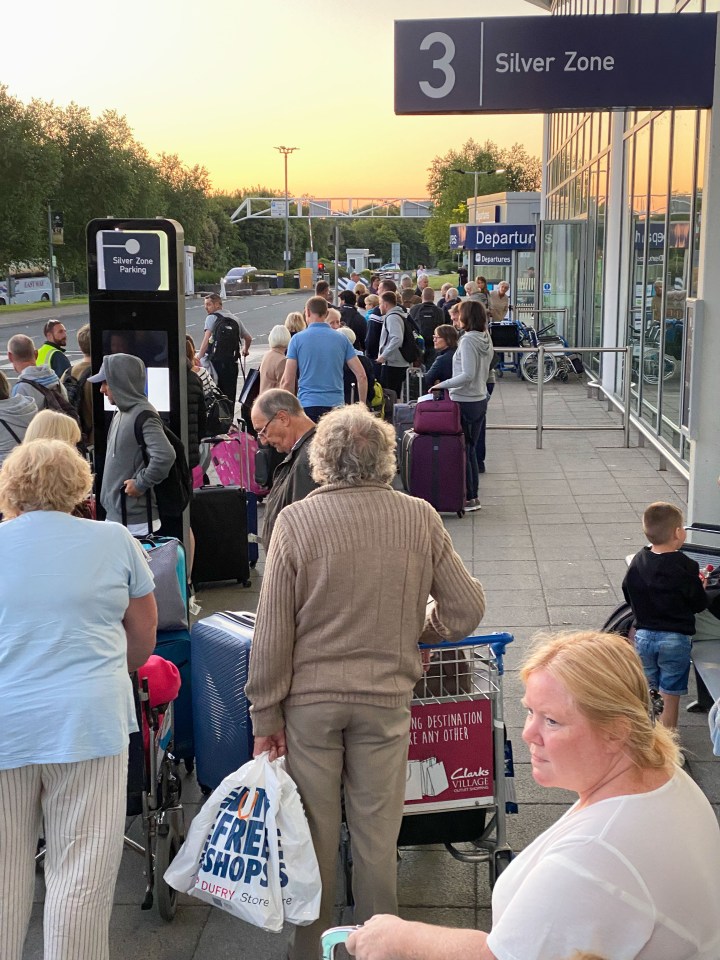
[634,629,692,695]
[458,399,488,500]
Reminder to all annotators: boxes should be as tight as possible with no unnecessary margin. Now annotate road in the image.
[0,293,311,386]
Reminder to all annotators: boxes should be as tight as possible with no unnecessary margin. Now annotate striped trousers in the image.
[0,750,127,960]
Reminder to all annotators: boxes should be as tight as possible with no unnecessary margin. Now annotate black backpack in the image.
[24,379,81,424]
[208,313,241,364]
[399,312,423,364]
[133,410,192,518]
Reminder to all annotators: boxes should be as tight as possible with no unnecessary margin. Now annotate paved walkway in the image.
[23,376,717,959]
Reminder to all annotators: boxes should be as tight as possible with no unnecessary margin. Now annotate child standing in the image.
[622,502,708,730]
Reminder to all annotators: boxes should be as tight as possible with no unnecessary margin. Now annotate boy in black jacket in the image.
[622,502,708,730]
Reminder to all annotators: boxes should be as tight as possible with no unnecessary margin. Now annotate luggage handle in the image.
[218,610,256,629]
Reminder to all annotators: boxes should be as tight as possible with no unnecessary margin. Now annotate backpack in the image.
[133,410,192,519]
[24,379,80,424]
[367,380,385,419]
[207,313,241,364]
[399,311,424,364]
[61,366,91,409]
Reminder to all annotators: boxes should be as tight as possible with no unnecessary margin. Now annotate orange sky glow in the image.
[3,0,544,200]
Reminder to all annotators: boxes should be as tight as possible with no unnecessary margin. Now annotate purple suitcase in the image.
[413,395,462,435]
[401,430,466,516]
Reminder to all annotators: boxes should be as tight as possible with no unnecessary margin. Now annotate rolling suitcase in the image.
[401,430,466,517]
[190,610,255,792]
[154,628,194,767]
[394,400,416,465]
[403,366,424,403]
[190,485,251,587]
[208,431,263,567]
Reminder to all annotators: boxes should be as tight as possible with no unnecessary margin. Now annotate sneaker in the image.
[478,462,486,474]
[464,498,482,512]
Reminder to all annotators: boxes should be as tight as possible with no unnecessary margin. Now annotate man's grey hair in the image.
[254,388,303,419]
[400,275,413,289]
[268,324,291,349]
[309,404,397,486]
[421,287,435,302]
[7,334,35,361]
[447,287,458,300]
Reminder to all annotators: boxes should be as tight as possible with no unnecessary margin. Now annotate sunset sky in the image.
[4,0,544,200]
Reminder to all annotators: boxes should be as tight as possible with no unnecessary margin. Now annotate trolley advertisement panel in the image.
[404,699,494,813]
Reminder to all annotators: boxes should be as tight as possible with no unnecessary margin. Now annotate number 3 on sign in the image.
[419,32,456,99]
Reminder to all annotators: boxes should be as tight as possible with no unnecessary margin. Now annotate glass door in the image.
[538,221,586,342]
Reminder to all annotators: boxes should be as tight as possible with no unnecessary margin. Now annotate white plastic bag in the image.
[163,753,284,931]
[275,758,322,926]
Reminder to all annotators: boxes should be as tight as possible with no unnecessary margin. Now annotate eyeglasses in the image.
[257,412,279,439]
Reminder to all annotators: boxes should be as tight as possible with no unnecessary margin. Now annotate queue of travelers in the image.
[4,268,718,960]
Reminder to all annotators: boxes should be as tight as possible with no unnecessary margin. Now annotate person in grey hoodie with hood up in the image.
[89,353,175,535]
[377,291,410,395]
[0,370,37,467]
[431,300,493,513]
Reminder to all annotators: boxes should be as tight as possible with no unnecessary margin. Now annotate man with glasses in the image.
[251,389,318,547]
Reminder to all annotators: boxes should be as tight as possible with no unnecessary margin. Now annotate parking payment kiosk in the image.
[86,218,187,528]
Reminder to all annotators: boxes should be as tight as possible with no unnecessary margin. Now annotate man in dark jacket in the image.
[410,288,444,367]
[338,290,367,351]
[251,389,318,547]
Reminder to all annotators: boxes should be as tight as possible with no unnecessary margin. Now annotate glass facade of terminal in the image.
[544,0,716,462]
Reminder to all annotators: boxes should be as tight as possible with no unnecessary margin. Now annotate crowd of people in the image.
[2,269,719,960]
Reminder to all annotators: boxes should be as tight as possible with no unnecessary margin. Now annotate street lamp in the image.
[275,146,299,274]
[451,168,505,224]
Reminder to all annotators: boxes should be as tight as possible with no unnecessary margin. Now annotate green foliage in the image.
[424,138,542,257]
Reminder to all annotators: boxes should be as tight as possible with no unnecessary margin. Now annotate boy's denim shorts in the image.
[634,629,692,695]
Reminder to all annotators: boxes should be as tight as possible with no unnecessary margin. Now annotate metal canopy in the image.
[229,197,433,222]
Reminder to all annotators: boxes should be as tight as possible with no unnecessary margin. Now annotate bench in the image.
[692,640,720,707]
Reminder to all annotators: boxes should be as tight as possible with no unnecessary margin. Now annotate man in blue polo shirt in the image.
[281,295,368,422]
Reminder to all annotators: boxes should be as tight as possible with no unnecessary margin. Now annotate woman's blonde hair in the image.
[364,294,379,310]
[0,439,92,516]
[24,410,81,446]
[285,311,307,335]
[309,404,397,486]
[521,630,679,770]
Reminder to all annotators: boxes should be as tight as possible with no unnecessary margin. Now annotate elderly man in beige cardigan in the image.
[246,404,485,960]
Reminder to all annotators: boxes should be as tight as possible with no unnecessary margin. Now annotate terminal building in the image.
[455,1,720,521]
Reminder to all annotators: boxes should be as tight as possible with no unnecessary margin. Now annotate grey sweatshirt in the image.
[436,330,493,402]
[12,364,68,406]
[0,395,38,465]
[378,306,410,369]
[99,353,175,527]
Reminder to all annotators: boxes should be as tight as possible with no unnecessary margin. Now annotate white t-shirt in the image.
[0,511,155,768]
[487,770,720,960]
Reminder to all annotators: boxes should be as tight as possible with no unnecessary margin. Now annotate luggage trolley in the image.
[400,633,515,886]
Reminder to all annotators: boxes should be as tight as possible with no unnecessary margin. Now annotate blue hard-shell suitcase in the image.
[154,628,194,765]
[190,611,255,792]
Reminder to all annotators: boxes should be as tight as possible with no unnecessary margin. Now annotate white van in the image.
[0,276,54,306]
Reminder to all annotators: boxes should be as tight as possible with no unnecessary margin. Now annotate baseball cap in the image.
[87,361,108,384]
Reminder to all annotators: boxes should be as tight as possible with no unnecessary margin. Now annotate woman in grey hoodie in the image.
[0,371,37,467]
[432,301,494,512]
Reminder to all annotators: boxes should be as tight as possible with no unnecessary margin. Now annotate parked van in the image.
[0,276,54,306]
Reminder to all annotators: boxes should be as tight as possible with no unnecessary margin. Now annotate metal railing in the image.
[488,345,632,450]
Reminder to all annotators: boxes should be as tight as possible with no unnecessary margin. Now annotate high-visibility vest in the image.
[36,342,60,368]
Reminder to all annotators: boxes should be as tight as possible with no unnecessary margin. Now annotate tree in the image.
[0,86,60,274]
[425,139,541,258]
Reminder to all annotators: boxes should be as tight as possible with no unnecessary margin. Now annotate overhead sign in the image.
[395,14,716,114]
[451,223,536,251]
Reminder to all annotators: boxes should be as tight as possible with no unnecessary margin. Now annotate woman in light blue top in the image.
[0,439,157,960]
[432,300,494,512]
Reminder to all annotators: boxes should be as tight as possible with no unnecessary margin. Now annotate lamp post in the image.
[275,146,298,274]
[452,168,505,279]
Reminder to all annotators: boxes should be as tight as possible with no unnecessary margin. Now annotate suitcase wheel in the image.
[239,578,252,588]
[458,510,465,518]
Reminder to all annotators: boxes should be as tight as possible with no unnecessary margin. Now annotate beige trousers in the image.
[284,701,411,960]
[0,751,127,960]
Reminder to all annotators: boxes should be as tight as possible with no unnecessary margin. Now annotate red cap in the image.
[138,655,181,707]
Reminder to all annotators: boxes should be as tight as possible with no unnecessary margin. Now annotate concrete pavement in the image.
[22,375,718,958]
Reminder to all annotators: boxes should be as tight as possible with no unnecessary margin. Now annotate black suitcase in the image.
[190,485,251,587]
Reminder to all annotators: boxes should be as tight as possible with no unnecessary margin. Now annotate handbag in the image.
[138,536,188,631]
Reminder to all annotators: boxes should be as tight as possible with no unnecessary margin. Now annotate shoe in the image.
[686,700,709,714]
[478,462,486,473]
[464,498,482,512]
